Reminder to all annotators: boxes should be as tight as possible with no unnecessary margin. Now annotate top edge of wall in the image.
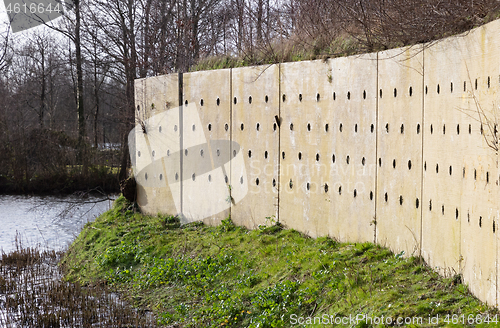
[135,19,500,80]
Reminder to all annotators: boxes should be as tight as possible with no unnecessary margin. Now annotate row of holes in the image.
[152,121,494,136]
[137,75,499,112]
[178,76,497,109]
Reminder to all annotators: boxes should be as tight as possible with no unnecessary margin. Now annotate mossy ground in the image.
[62,196,500,327]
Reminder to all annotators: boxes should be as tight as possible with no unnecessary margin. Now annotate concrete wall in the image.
[134,19,500,307]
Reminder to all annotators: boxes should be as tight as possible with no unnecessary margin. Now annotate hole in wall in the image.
[487,171,490,183]
[384,192,388,202]
[339,186,342,195]
[379,158,382,167]
[442,205,445,215]
[208,123,212,131]
[289,179,293,189]
[240,123,244,131]
[429,199,432,211]
[185,149,188,156]
[355,124,358,133]
[290,123,294,131]
[316,93,320,101]
[175,172,179,181]
[332,154,336,163]
[400,124,404,134]
[437,84,440,94]
[425,86,428,94]
[380,89,383,98]
[225,175,228,183]
[174,125,178,132]
[443,124,445,134]
[249,96,252,104]
[217,98,220,106]
[234,97,237,104]
[449,166,452,175]
[469,124,471,134]
[185,100,188,106]
[273,179,276,187]
[256,122,261,131]
[248,150,252,158]
[456,208,459,220]
[265,95,269,103]
[394,88,397,97]
[167,150,170,157]
[200,149,204,157]
[192,173,196,181]
[340,123,343,132]
[385,123,389,133]
[363,90,366,99]
[417,124,421,134]
[225,123,229,131]
[457,124,460,134]
[240,176,244,184]
[325,123,329,132]
[370,191,374,200]
[325,183,329,193]
[282,152,285,159]
[306,182,310,191]
[200,99,204,106]
[217,149,220,157]
[307,123,311,131]
[137,105,140,111]
[362,157,366,166]
[273,123,277,131]
[392,159,396,169]
[316,153,320,161]
[256,178,260,186]
[481,124,484,135]
[463,167,465,178]
[371,124,374,133]
[468,211,470,223]
[399,195,403,205]
[436,163,439,173]
[265,151,268,159]
[479,216,482,228]
[282,94,286,102]
[298,152,302,160]
[424,161,427,171]
[450,82,453,93]
[464,81,466,91]
[474,169,477,180]
[416,198,419,208]
[138,151,141,157]
[488,76,491,88]
[408,160,412,170]
[333,92,336,100]
[475,78,478,90]
[159,174,163,181]
[145,173,148,180]
[354,189,357,198]
[430,124,433,134]
[159,126,162,133]
[409,86,413,96]
[347,91,351,100]
[346,155,350,164]
[299,94,302,102]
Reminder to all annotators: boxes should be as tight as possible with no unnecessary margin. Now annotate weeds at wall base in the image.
[58,196,500,327]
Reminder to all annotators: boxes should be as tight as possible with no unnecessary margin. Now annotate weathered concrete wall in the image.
[134,19,500,307]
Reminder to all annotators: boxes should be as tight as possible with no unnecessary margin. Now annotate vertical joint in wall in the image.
[178,72,184,215]
[277,64,282,223]
[374,52,379,244]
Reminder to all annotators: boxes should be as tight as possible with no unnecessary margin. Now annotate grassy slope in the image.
[62,197,499,327]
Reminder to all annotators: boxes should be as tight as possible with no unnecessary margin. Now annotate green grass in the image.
[62,196,500,327]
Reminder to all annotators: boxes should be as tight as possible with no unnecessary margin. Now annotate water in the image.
[0,194,114,253]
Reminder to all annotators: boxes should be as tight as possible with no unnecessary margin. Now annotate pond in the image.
[0,194,114,254]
